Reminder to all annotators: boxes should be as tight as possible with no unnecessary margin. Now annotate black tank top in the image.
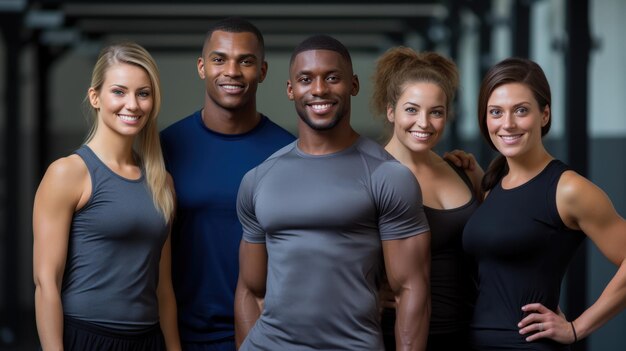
[382,161,479,339]
[426,161,479,334]
[463,159,585,350]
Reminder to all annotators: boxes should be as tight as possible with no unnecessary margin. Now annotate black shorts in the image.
[57,315,166,351]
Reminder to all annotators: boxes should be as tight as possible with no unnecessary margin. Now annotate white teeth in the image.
[310,104,332,111]
[501,135,521,140]
[410,131,431,138]
[118,114,139,121]
[222,85,242,89]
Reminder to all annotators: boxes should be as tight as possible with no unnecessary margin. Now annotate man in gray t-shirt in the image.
[235,35,431,351]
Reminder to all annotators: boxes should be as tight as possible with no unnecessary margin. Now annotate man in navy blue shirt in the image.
[160,17,294,351]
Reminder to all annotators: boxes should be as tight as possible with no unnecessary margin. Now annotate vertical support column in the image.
[0,12,22,347]
[512,0,530,58]
[565,0,591,350]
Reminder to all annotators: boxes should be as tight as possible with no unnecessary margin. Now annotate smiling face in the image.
[287,49,359,131]
[387,81,447,153]
[198,30,267,112]
[88,62,153,138]
[486,82,550,159]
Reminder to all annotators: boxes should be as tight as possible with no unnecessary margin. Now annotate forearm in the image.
[234,284,262,348]
[395,285,430,351]
[571,258,626,340]
[35,285,64,351]
[158,286,181,351]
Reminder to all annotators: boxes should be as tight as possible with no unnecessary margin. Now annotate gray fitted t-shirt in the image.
[237,137,429,350]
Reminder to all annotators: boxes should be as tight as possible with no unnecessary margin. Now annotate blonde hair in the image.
[371,47,459,133]
[85,42,174,222]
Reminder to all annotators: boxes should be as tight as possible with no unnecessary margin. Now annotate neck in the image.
[87,131,136,166]
[201,98,261,135]
[504,146,553,182]
[297,119,359,156]
[385,137,437,169]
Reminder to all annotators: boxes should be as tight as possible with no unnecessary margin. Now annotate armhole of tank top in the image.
[73,149,95,215]
[548,164,569,231]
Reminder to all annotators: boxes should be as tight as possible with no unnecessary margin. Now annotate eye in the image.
[240,58,255,66]
[515,106,528,115]
[431,110,445,118]
[405,107,417,113]
[211,57,225,63]
[112,89,124,96]
[488,108,502,118]
[138,90,151,98]
[298,76,311,84]
[326,75,339,82]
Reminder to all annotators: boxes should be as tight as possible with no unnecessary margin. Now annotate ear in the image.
[258,61,268,83]
[351,74,360,96]
[386,105,395,123]
[541,105,550,127]
[197,57,206,79]
[88,87,99,109]
[286,80,294,101]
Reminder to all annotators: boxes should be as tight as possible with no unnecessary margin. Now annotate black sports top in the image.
[463,159,585,350]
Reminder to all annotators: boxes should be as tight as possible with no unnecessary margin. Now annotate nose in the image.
[126,94,139,111]
[415,110,428,128]
[224,60,242,77]
[311,77,328,96]
[503,113,516,129]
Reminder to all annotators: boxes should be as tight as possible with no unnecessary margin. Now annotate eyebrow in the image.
[109,84,151,90]
[209,51,258,60]
[403,101,444,109]
[488,101,532,108]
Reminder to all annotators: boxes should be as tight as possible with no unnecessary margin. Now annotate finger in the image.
[443,152,463,167]
[523,329,550,342]
[519,321,544,335]
[518,312,541,328]
[522,303,550,314]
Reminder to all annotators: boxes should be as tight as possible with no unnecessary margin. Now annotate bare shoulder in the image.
[557,170,613,229]
[36,154,90,207]
[557,170,603,204]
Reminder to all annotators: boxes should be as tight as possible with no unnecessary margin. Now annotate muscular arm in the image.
[382,232,431,351]
[558,171,626,340]
[234,240,267,348]
[520,171,626,343]
[33,157,88,351]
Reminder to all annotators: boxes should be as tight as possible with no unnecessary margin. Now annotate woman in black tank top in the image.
[371,47,483,350]
[463,57,626,350]
[32,43,181,351]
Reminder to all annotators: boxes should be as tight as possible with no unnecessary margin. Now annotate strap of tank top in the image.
[444,158,475,194]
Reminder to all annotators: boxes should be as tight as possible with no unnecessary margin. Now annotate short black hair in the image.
[204,17,265,56]
[290,35,352,68]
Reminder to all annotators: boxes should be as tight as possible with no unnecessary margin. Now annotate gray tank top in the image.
[61,145,168,330]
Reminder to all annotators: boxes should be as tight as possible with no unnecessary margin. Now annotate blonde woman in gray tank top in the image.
[33,43,180,351]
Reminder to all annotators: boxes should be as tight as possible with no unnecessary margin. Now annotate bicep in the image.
[382,232,431,292]
[239,240,268,298]
[33,159,86,286]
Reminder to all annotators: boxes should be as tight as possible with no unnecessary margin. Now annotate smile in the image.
[118,114,140,122]
[410,131,432,139]
[308,103,334,114]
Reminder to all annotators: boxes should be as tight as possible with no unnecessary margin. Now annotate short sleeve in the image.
[236,169,266,243]
[372,161,430,240]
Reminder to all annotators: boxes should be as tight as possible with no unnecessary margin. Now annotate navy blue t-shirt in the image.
[160,110,295,342]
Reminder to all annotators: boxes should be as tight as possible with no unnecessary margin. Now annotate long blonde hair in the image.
[86,42,174,222]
